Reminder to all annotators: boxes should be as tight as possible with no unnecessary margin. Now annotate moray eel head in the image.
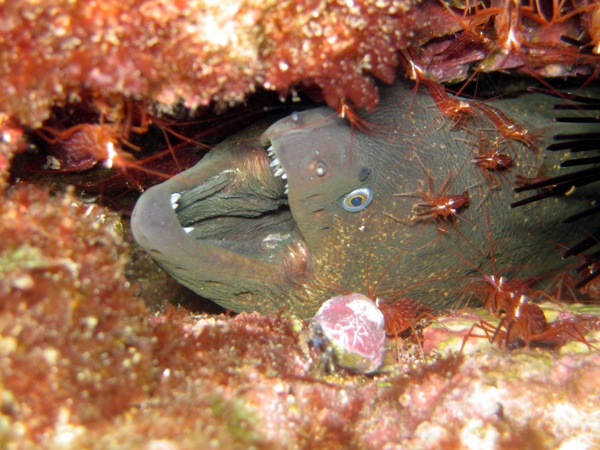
[131,109,376,316]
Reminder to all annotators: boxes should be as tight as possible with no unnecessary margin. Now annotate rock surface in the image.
[1,186,599,448]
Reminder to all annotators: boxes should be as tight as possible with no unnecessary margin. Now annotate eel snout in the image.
[131,180,188,264]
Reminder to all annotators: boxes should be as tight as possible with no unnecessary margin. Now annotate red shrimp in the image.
[407,55,536,148]
[33,101,217,195]
[470,102,537,149]
[337,98,385,134]
[418,76,477,127]
[394,155,470,232]
[460,295,597,351]
[376,297,435,338]
[459,254,597,351]
[491,298,597,350]
[376,296,438,359]
[37,122,139,172]
[471,136,514,189]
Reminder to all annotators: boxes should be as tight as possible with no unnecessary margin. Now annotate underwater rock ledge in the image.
[1,185,600,448]
[0,0,431,128]
[1,0,598,182]
[2,0,600,446]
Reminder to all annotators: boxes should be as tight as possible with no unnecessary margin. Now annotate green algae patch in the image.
[0,243,69,272]
[211,397,264,446]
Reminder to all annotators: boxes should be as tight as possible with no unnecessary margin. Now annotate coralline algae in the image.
[312,293,386,374]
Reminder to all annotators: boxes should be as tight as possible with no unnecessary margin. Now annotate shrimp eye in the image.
[342,187,373,212]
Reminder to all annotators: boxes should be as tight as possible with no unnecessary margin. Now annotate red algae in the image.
[0,185,153,442]
[2,1,600,447]
[0,0,427,129]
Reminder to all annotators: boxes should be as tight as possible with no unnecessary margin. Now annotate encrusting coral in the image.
[0,186,152,440]
[0,0,427,128]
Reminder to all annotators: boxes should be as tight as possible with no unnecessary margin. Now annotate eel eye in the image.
[342,187,373,212]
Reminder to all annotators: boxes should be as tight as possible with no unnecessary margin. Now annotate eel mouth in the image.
[167,138,300,264]
[130,125,314,311]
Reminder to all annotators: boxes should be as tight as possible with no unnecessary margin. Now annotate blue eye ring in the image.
[342,187,373,212]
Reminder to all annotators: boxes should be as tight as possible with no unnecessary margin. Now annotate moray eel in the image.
[131,81,598,318]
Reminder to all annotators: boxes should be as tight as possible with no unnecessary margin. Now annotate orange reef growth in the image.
[2,0,596,129]
[0,0,431,129]
[1,186,599,447]
[1,0,599,184]
[2,1,600,447]
[0,185,152,439]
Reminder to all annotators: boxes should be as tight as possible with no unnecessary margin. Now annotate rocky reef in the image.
[1,0,599,179]
[0,185,597,448]
[2,0,600,447]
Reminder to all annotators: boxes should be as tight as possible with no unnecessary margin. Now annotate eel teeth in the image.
[284,183,289,195]
[170,192,181,209]
[183,226,194,234]
[266,145,289,185]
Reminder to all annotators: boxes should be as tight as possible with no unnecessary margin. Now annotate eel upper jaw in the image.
[266,144,289,195]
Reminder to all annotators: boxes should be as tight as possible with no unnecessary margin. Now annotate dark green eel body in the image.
[131,81,598,318]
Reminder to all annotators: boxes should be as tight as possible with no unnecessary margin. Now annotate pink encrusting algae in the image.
[312,293,386,373]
